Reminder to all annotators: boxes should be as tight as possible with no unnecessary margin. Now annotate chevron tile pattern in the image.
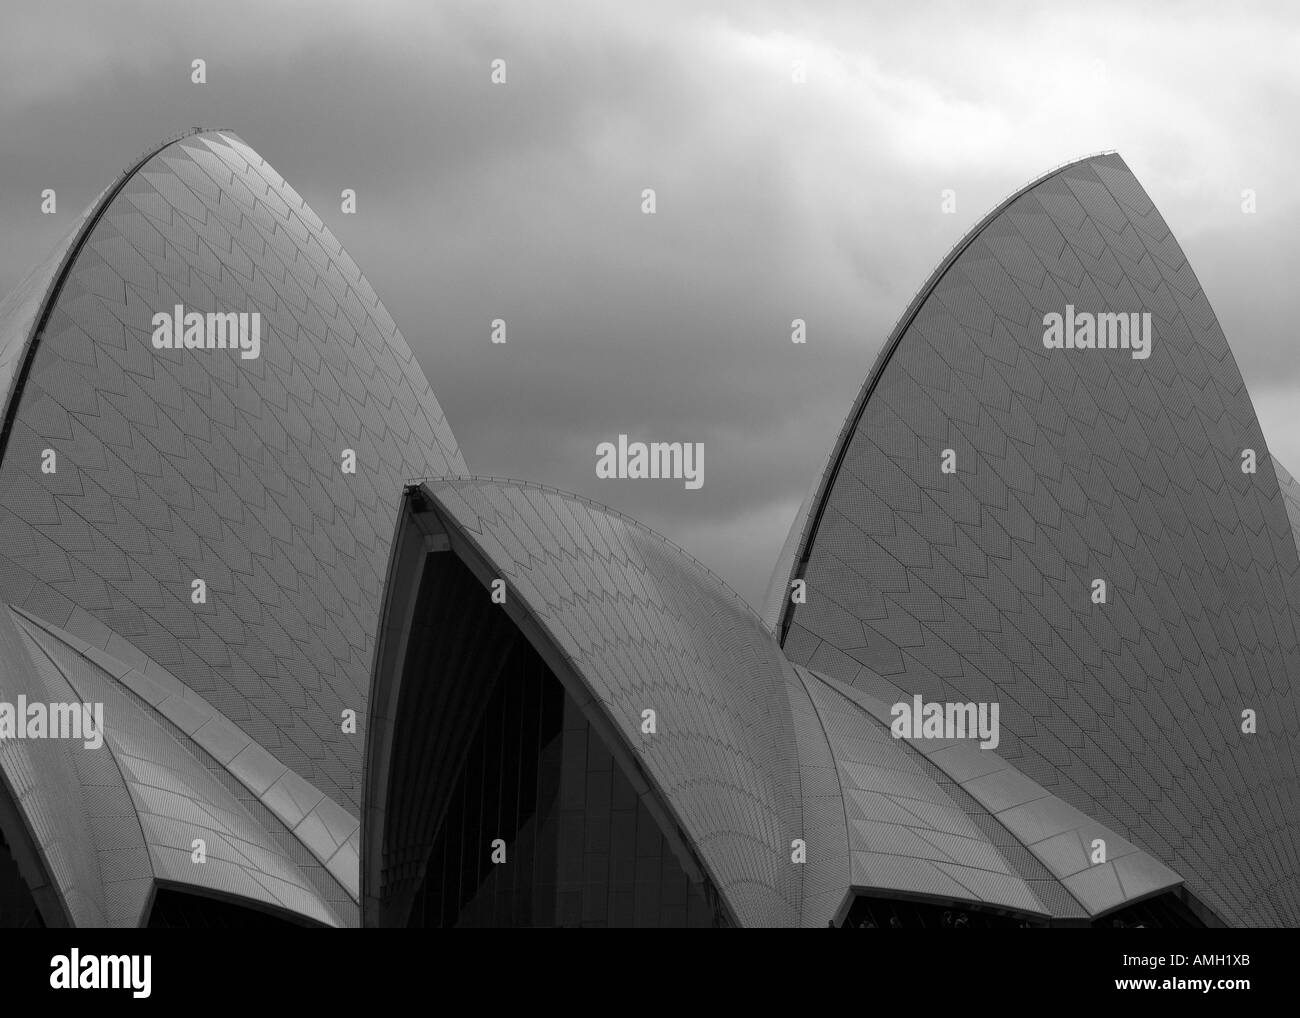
[0,131,465,833]
[779,153,1300,927]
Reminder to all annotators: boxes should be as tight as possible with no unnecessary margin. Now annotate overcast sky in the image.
[2,0,1297,610]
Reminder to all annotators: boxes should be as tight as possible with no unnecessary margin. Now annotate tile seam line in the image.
[0,126,233,473]
[13,605,356,925]
[12,610,157,925]
[408,473,765,624]
[791,667,854,921]
[812,668,1086,918]
[10,604,359,910]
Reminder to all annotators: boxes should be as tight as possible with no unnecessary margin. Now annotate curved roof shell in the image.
[367,477,806,927]
[1,603,346,926]
[785,662,1052,925]
[0,130,464,826]
[802,663,1184,921]
[773,152,1300,927]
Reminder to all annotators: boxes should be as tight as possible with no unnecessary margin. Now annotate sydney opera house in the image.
[0,130,1295,929]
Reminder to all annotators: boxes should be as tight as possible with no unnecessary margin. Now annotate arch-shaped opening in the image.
[364,488,728,928]
[145,887,318,929]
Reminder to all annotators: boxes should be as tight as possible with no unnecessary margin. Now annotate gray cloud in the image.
[2,0,1297,608]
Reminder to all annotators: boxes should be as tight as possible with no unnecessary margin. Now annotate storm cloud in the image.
[2,0,1296,607]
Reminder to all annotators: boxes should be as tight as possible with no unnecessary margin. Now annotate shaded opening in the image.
[146,888,309,929]
[1092,890,1207,929]
[836,889,1210,929]
[838,893,1044,929]
[377,518,726,927]
[0,825,43,928]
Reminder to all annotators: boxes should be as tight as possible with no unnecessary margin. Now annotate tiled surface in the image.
[792,665,1047,918]
[1272,459,1300,562]
[10,605,341,926]
[3,133,1289,929]
[777,153,1300,927]
[0,602,113,926]
[782,657,850,926]
[419,477,804,928]
[816,668,1181,917]
[148,708,358,925]
[0,130,465,827]
[11,605,360,903]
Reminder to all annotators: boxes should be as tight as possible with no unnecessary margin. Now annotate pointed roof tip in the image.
[1060,147,1121,166]
[1020,149,1123,192]
[125,127,239,170]
[770,146,1140,641]
[1,126,251,464]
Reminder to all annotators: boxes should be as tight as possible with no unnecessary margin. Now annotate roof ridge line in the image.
[775,149,1126,641]
[409,473,767,625]
[0,128,238,471]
